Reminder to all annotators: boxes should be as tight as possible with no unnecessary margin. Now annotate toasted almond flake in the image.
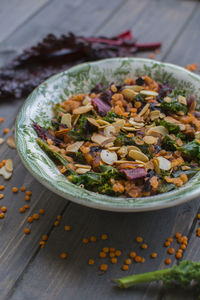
[195,131,200,139]
[112,119,126,133]
[76,168,91,174]
[160,113,166,118]
[73,114,80,126]
[129,119,145,128]
[0,138,4,145]
[91,133,113,146]
[146,126,168,136]
[178,95,187,105]
[55,129,70,137]
[122,89,138,101]
[145,96,154,101]
[129,150,149,162]
[96,119,110,126]
[157,156,171,170]
[0,166,12,180]
[140,90,158,97]
[181,166,191,170]
[138,104,150,117]
[150,110,160,121]
[143,136,158,144]
[135,160,146,165]
[145,160,155,170]
[104,142,114,149]
[122,126,136,132]
[87,117,100,128]
[100,150,118,165]
[164,116,186,131]
[102,137,115,147]
[6,136,16,148]
[117,146,128,158]
[110,84,117,93]
[127,145,142,153]
[74,164,91,169]
[61,113,72,128]
[108,147,120,151]
[164,97,172,103]
[114,160,139,164]
[82,96,91,106]
[66,141,84,153]
[73,105,93,114]
[5,159,13,172]
[124,85,144,92]
[104,125,116,137]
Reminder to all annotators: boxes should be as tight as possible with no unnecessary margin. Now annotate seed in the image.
[124,258,132,265]
[134,256,142,263]
[1,206,7,212]
[99,252,107,258]
[0,194,4,199]
[64,225,71,231]
[27,216,33,223]
[42,234,48,241]
[122,88,138,101]
[24,228,31,234]
[141,243,148,249]
[0,212,5,218]
[180,244,186,250]
[33,213,39,220]
[151,252,157,258]
[24,204,30,209]
[121,264,129,271]
[165,258,172,265]
[164,241,171,247]
[90,236,97,242]
[6,136,16,148]
[129,251,136,258]
[167,248,175,255]
[61,113,72,128]
[26,191,32,196]
[175,232,181,238]
[88,259,95,265]
[99,264,108,272]
[101,234,108,240]
[0,185,5,190]
[167,238,173,243]
[3,128,10,134]
[12,187,18,193]
[175,252,182,259]
[111,257,118,264]
[82,238,89,244]
[109,247,115,252]
[60,252,67,259]
[39,209,45,215]
[54,220,59,227]
[20,186,26,192]
[136,236,143,243]
[115,250,122,257]
[25,196,30,201]
[5,159,13,172]
[157,156,171,171]
[57,215,61,220]
[109,252,115,258]
[19,207,26,213]
[40,241,45,246]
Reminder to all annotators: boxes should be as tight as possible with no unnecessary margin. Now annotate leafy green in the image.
[158,182,175,193]
[68,129,87,141]
[134,94,146,102]
[68,114,96,141]
[160,99,188,114]
[161,135,176,151]
[36,138,75,174]
[172,168,200,178]
[53,103,66,116]
[115,260,200,294]
[72,151,85,163]
[169,88,186,98]
[102,111,122,123]
[158,120,180,134]
[177,140,200,159]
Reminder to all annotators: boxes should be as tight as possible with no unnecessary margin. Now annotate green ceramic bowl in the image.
[16,58,200,212]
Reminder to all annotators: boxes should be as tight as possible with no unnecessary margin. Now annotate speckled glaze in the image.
[16,58,200,212]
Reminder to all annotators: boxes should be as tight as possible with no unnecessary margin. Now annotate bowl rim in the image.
[15,57,200,212]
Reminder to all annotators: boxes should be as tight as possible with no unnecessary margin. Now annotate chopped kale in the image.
[102,111,122,123]
[160,99,188,114]
[161,135,176,151]
[177,140,200,159]
[158,120,181,134]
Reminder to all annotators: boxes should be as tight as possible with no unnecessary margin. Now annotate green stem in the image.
[115,268,172,288]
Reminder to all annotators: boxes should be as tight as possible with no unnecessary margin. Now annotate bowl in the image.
[16,57,200,212]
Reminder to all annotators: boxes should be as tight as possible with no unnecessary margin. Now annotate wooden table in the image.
[0,0,200,299]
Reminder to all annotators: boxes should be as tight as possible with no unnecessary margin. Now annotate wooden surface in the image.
[0,0,200,299]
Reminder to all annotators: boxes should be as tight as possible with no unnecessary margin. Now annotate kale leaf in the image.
[102,111,122,123]
[160,99,188,114]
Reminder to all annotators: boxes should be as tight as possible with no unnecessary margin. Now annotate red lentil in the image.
[141,257,145,263]
[134,256,142,263]
[0,185,5,191]
[88,259,95,265]
[39,209,45,215]
[121,265,129,271]
[129,251,136,258]
[1,206,7,212]
[64,225,71,231]
[3,128,10,134]
[0,117,4,122]
[90,236,97,242]
[167,238,173,243]
[109,247,115,252]
[20,186,26,192]
[82,238,89,244]
[151,252,157,258]
[136,237,143,243]
[0,212,5,219]
[54,220,59,227]
[19,207,26,213]
[42,234,48,241]
[0,194,4,200]
[24,204,30,209]
[57,215,61,220]
[101,234,108,240]
[164,241,171,247]
[26,191,32,196]
[165,258,172,265]
[115,250,122,257]
[12,187,18,193]
[109,252,115,258]
[24,228,31,234]
[141,243,148,249]
[167,248,175,255]
[102,247,109,253]
[33,213,39,220]
[99,252,107,258]
[175,232,181,238]
[27,216,33,223]
[60,252,67,259]
[99,264,108,272]
[24,195,30,201]
[180,244,187,250]
[111,257,118,264]
[124,258,132,265]
[175,252,182,259]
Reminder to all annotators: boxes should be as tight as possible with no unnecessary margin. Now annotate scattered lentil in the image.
[64,225,71,231]
[129,251,136,258]
[0,194,4,199]
[102,247,109,253]
[24,195,30,201]
[3,128,10,134]
[141,257,145,263]
[99,264,108,272]
[82,238,89,244]
[33,213,39,220]
[54,220,59,227]
[124,258,132,265]
[26,191,32,196]
[111,257,118,264]
[99,252,107,258]
[134,256,142,263]
[167,248,175,255]
[60,252,67,259]
[57,215,61,220]
[121,265,129,271]
[19,207,26,213]
[165,258,172,265]
[109,247,115,252]
[101,234,108,240]
[20,186,26,192]
[24,228,31,234]
[136,237,143,243]
[180,244,187,250]
[1,206,7,212]
[39,209,45,215]
[0,212,5,219]
[175,232,181,239]
[42,234,48,241]
[115,250,122,257]
[164,241,171,247]
[198,214,200,220]
[24,204,30,209]
[151,252,157,259]
[175,252,182,259]
[109,252,115,258]
[12,187,18,193]
[0,185,5,190]
[27,216,33,223]
[141,243,148,249]
[90,236,97,242]
[88,259,95,265]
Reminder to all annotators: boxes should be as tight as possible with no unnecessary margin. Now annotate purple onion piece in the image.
[120,168,147,180]
[91,97,111,116]
[187,95,196,108]
[194,111,200,118]
[100,88,113,104]
[33,122,64,146]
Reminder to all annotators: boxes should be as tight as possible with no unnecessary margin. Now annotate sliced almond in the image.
[104,125,116,137]
[129,119,145,128]
[6,136,16,148]
[102,137,115,147]
[164,97,172,103]
[0,138,5,145]
[96,119,110,126]
[82,96,91,106]
[74,164,91,169]
[66,141,84,153]
[55,129,70,137]
[73,114,80,126]
[150,110,160,121]
[91,133,113,146]
[122,88,138,101]
[164,116,186,131]
[140,90,158,97]
[122,126,137,132]
[100,150,118,165]
[87,117,100,128]
[76,168,91,174]
[124,85,144,92]
[104,142,114,149]
[128,150,149,162]
[5,159,13,172]
[114,160,139,164]
[143,136,158,144]
[61,113,72,128]
[178,95,187,105]
[117,146,128,158]
[160,113,166,119]
[0,166,12,180]
[113,119,126,133]
[73,104,93,114]
[157,156,171,170]
[138,104,150,117]
[146,126,168,136]
[127,145,142,153]
[108,146,120,151]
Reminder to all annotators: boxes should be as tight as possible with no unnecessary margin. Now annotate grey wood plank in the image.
[0,0,126,298]
[0,0,50,43]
